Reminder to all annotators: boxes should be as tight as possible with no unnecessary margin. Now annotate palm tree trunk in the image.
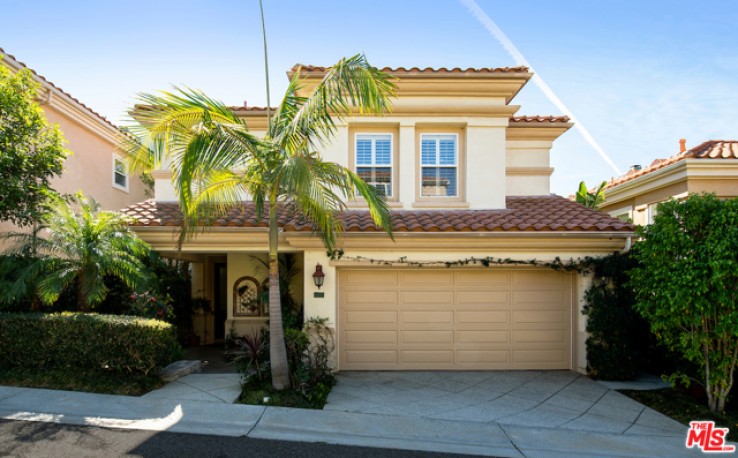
[268,202,290,390]
[77,272,88,312]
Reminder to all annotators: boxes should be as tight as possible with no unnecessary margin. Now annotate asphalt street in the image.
[0,419,480,458]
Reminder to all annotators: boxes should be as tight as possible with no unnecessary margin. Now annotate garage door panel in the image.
[513,330,567,345]
[456,291,510,307]
[400,270,454,286]
[400,330,453,346]
[344,311,397,329]
[400,310,453,325]
[513,290,567,306]
[342,270,397,287]
[513,349,567,365]
[344,350,398,364]
[343,291,397,309]
[457,330,510,344]
[513,270,567,287]
[400,291,453,309]
[455,270,510,286]
[339,269,572,370]
[401,350,454,364]
[344,330,397,345]
[457,310,509,324]
[512,309,566,325]
[457,350,510,364]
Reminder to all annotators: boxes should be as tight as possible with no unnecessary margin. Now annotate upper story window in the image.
[113,155,129,192]
[355,134,393,197]
[420,134,458,197]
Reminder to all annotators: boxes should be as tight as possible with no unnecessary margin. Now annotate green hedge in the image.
[0,312,181,376]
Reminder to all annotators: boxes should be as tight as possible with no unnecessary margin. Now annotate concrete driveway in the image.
[325,371,685,436]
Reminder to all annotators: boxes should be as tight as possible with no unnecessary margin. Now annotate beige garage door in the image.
[338,269,572,370]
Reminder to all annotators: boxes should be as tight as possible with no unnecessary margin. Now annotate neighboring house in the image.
[600,139,738,225]
[121,65,634,373]
[0,48,147,245]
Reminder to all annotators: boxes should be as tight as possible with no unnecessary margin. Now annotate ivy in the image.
[327,249,593,273]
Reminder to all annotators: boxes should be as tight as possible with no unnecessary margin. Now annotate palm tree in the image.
[1,193,150,310]
[124,54,396,389]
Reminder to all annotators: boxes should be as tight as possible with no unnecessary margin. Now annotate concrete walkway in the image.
[0,374,706,457]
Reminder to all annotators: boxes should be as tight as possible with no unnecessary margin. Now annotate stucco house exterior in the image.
[0,48,147,243]
[121,65,634,373]
[599,139,738,225]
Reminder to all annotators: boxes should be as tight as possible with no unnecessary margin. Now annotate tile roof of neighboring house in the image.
[121,195,633,232]
[0,47,119,132]
[292,65,530,74]
[606,140,738,188]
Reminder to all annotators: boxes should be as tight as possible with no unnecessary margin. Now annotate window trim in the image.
[415,129,465,204]
[348,125,400,204]
[112,154,129,193]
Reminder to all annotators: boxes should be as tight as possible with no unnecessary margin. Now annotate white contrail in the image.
[459,0,623,176]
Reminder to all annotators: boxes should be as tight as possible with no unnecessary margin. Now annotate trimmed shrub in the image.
[0,312,181,376]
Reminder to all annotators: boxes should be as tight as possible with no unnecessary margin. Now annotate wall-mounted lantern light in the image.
[312,263,325,289]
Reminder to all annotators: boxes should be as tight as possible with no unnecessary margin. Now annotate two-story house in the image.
[122,65,634,374]
[0,48,147,244]
[600,139,738,225]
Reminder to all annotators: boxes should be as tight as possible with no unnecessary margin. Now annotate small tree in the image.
[1,193,150,310]
[629,193,738,413]
[575,181,606,209]
[0,56,68,226]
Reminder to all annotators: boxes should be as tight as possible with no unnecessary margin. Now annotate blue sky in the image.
[2,0,736,195]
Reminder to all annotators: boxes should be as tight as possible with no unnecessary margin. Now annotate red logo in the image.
[686,421,735,453]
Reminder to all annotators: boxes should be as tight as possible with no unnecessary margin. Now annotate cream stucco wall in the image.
[225,252,304,337]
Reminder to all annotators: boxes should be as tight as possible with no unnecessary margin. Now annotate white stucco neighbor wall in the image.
[576,271,594,374]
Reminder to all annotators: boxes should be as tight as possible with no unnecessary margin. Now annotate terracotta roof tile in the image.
[292,65,530,74]
[606,140,738,188]
[0,47,120,133]
[121,195,633,233]
[510,115,571,123]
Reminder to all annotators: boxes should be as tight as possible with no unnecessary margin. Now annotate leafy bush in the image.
[629,194,738,413]
[0,312,181,376]
[236,316,335,408]
[582,252,654,380]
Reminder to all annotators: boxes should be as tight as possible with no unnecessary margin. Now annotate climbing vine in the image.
[327,250,594,273]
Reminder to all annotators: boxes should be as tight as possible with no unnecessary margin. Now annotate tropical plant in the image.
[629,194,738,413]
[575,181,607,209]
[0,193,150,310]
[123,54,395,390]
[0,56,68,226]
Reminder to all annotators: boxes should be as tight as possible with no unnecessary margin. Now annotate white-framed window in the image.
[647,202,659,224]
[113,154,129,192]
[420,134,458,197]
[355,134,392,197]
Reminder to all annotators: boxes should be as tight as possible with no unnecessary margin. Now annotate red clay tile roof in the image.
[292,65,530,75]
[510,116,570,124]
[606,140,738,188]
[121,195,633,233]
[0,47,120,132]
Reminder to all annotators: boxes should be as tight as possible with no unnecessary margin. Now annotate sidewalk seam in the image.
[246,405,268,436]
[498,424,527,458]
